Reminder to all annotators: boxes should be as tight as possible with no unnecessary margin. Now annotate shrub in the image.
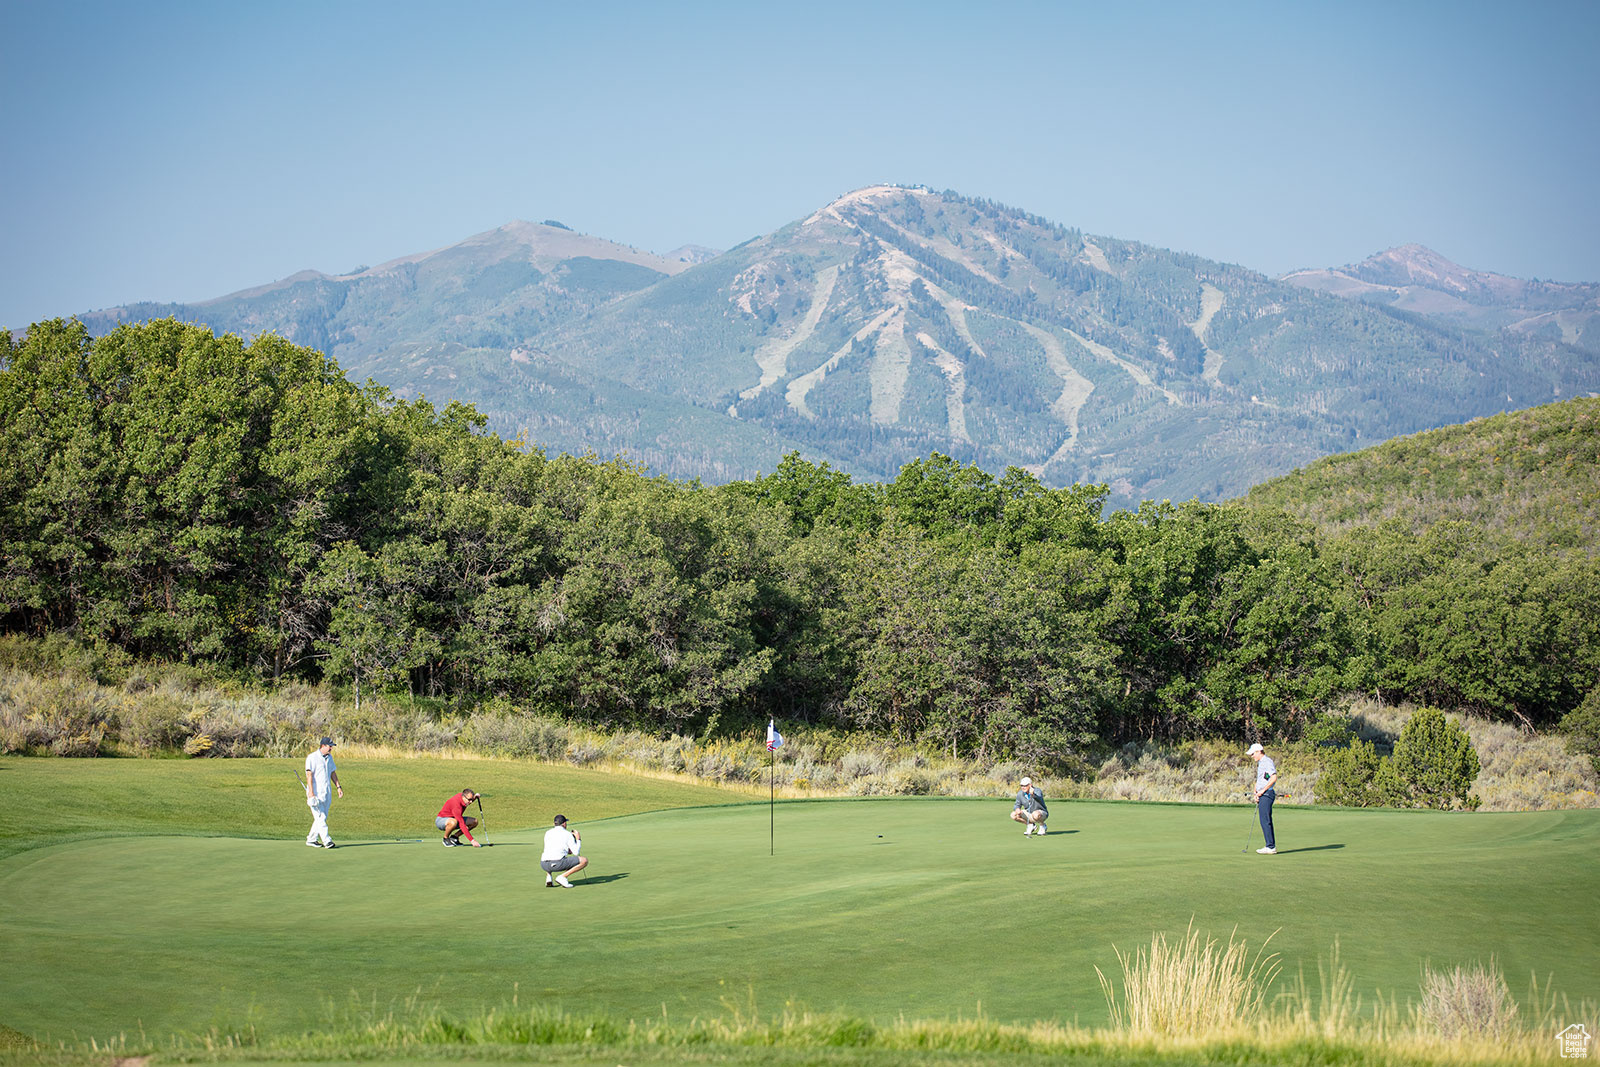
[1418,959,1518,1040]
[1316,740,1385,807]
[1558,687,1600,776]
[188,708,270,757]
[459,714,567,759]
[117,694,194,752]
[887,759,935,795]
[0,632,132,683]
[565,741,605,766]
[0,672,114,755]
[1388,707,1481,810]
[841,750,887,779]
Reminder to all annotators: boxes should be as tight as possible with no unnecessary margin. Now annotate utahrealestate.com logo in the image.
[1560,1023,1593,1059]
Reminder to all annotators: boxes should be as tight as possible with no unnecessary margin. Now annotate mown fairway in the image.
[1,757,1596,1047]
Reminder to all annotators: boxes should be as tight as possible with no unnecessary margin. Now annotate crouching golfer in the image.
[437,788,483,847]
[1248,742,1278,854]
[1010,776,1048,836]
[304,737,342,848]
[541,814,587,887]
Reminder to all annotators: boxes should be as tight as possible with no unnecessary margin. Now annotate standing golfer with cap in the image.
[1010,776,1049,836]
[540,814,588,887]
[1248,742,1278,854]
[304,737,342,848]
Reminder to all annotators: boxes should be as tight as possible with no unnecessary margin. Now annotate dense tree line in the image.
[3,321,1595,764]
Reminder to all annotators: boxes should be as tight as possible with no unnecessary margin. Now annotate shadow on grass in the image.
[577,872,629,885]
[1273,844,1345,854]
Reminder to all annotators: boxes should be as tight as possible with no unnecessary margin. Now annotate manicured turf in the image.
[0,758,1596,1050]
[0,755,739,861]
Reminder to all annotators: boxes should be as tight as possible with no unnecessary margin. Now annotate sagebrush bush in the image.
[841,750,887,779]
[564,741,605,766]
[0,670,114,755]
[117,694,193,752]
[1418,960,1518,1040]
[460,714,566,759]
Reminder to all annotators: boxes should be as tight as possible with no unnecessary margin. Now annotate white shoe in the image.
[556,875,574,888]
[1256,847,1276,854]
[1037,825,1046,835]
[1023,826,1033,835]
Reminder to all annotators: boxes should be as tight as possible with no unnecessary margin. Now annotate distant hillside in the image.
[1241,395,1600,554]
[79,220,691,372]
[1282,244,1600,352]
[63,189,1600,505]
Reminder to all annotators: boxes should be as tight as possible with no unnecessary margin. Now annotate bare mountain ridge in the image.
[70,187,1600,505]
[1281,244,1600,349]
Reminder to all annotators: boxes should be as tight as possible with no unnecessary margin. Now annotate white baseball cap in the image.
[1246,743,1264,755]
[1020,776,1032,785]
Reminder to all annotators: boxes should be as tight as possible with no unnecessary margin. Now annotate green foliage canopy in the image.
[3,319,1594,760]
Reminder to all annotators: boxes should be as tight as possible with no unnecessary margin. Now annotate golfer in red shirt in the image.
[436,789,482,847]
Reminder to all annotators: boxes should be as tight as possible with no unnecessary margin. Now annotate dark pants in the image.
[1257,789,1276,850]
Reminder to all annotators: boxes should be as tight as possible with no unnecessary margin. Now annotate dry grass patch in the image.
[1096,922,1282,1036]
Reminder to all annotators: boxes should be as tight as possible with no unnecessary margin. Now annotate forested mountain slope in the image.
[65,187,1600,508]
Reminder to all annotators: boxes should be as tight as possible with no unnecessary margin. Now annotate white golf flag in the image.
[767,719,784,751]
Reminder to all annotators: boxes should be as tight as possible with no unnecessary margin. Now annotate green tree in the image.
[1333,521,1600,728]
[312,539,443,711]
[1388,706,1481,810]
[0,319,369,670]
[1557,687,1600,776]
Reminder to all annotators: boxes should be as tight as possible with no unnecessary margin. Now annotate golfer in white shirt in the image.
[303,737,343,848]
[1248,742,1278,854]
[540,814,588,887]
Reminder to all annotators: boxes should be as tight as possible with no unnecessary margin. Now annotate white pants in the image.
[307,794,332,844]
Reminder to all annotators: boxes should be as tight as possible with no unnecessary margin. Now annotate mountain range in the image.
[73,186,1600,509]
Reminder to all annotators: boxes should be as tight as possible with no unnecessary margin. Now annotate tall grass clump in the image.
[1274,939,1370,1041]
[1095,922,1282,1035]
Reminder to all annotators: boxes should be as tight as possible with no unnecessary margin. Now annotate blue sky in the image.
[2,0,1597,330]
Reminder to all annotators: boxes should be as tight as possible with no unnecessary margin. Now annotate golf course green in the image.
[0,756,1596,1049]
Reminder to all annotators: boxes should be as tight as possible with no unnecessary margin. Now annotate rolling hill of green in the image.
[1242,395,1600,553]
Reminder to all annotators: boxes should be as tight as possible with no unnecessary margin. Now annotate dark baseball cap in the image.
[320,737,336,747]
[552,814,567,825]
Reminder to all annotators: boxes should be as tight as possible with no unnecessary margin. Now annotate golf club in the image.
[474,792,489,845]
[1242,793,1259,853]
